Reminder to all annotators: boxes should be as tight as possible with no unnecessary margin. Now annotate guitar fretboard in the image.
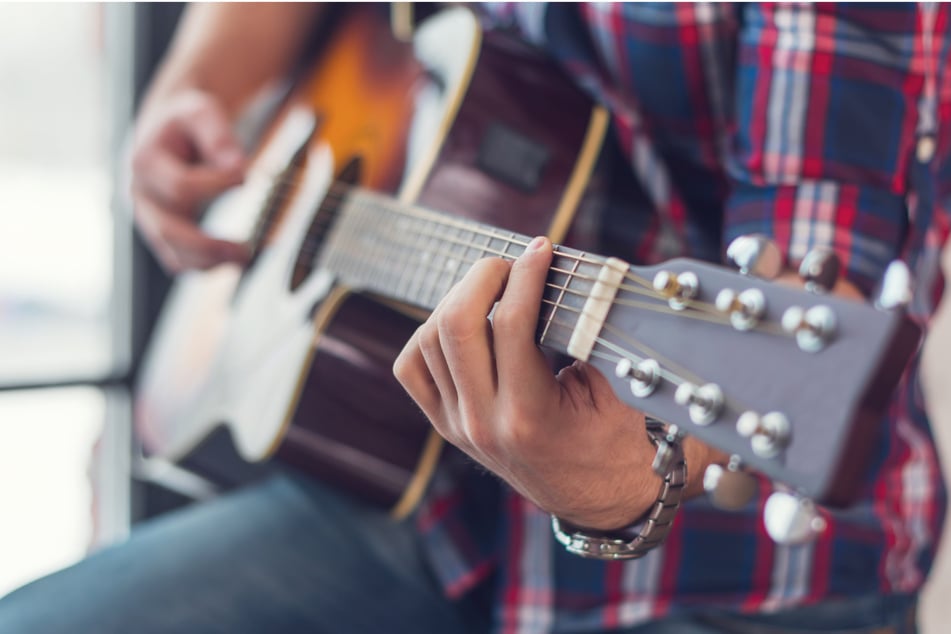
[317,188,610,356]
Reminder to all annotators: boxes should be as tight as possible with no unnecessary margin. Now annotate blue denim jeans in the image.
[0,472,917,633]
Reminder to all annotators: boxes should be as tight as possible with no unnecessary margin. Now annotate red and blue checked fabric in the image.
[415,4,951,632]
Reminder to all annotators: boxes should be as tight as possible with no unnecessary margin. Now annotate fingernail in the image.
[526,236,547,252]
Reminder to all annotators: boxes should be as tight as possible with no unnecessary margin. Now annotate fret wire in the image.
[351,204,380,286]
[481,229,495,262]
[447,225,467,292]
[391,210,416,300]
[540,251,582,345]
[353,198,376,286]
[406,212,430,305]
[423,214,442,308]
[394,209,418,300]
[436,221,455,303]
[407,213,432,301]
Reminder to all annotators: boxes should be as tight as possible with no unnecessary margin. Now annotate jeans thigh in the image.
[0,471,481,634]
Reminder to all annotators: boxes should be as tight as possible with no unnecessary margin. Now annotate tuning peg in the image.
[652,271,699,311]
[674,382,723,425]
[874,260,914,311]
[703,458,758,510]
[726,235,784,279]
[763,491,827,545]
[715,287,766,331]
[781,304,836,352]
[798,247,840,294]
[736,411,791,458]
[615,358,661,397]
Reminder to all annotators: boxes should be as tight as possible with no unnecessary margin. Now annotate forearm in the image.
[141,2,326,120]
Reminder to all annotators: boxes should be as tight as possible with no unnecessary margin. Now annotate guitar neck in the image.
[318,188,605,357]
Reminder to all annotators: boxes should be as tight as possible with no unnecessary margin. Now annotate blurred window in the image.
[0,4,130,596]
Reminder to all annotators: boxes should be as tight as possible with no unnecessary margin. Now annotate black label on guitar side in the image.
[477,122,550,193]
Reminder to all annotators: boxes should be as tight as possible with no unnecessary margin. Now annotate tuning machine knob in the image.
[798,247,840,294]
[763,491,826,545]
[715,288,766,331]
[674,382,723,425]
[703,456,759,510]
[653,271,698,311]
[615,358,661,398]
[736,411,790,458]
[874,260,914,311]
[781,304,836,352]
[726,235,784,279]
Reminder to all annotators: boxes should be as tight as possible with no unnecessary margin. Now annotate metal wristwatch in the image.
[552,421,687,560]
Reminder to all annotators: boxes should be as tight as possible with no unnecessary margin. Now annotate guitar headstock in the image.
[543,242,921,510]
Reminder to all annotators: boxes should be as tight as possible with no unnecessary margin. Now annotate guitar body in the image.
[135,7,608,512]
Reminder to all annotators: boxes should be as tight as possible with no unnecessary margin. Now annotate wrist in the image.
[552,424,687,560]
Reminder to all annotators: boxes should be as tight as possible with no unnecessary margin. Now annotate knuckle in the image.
[490,304,519,335]
[392,345,418,384]
[497,404,538,449]
[435,299,476,342]
[461,417,496,454]
[417,320,442,356]
[164,172,192,204]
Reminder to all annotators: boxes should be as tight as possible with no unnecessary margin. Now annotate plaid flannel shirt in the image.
[415,4,951,632]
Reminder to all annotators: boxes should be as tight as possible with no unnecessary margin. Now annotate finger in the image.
[136,149,244,211]
[493,236,559,398]
[135,197,249,272]
[417,315,458,411]
[178,93,247,170]
[393,327,442,421]
[436,257,512,406]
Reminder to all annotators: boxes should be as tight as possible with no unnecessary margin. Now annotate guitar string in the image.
[324,190,719,314]
[327,205,789,337]
[252,177,743,330]
[323,189,780,332]
[527,307,752,416]
[238,175,790,336]
[334,220,751,331]
[254,177,660,294]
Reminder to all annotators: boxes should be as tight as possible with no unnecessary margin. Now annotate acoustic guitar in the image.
[135,7,920,521]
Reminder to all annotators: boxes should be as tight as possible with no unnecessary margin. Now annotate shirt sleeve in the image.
[723,3,926,295]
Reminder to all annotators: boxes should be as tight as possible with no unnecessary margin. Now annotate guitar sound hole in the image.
[289,156,363,291]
